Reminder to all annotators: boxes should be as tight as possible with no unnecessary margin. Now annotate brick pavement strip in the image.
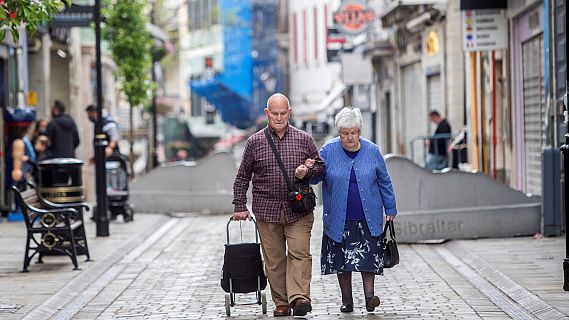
[66,210,508,319]
[446,239,569,319]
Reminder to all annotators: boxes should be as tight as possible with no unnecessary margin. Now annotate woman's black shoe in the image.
[365,296,380,312]
[340,304,353,313]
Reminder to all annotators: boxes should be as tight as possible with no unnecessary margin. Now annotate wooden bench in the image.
[11,185,91,271]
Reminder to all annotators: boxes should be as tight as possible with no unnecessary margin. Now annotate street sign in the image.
[51,4,94,28]
[462,9,507,51]
[326,27,352,62]
[333,0,375,35]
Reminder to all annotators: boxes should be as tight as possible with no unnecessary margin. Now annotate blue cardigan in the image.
[311,137,397,242]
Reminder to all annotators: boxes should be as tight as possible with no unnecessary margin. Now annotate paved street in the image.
[0,208,567,319]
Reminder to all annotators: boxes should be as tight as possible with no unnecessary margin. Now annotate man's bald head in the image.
[266,93,290,110]
[264,93,291,136]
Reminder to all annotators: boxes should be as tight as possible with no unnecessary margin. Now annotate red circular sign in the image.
[333,0,376,35]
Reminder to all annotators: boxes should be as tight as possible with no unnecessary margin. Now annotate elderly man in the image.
[232,93,324,317]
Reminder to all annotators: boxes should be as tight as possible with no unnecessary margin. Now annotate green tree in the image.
[103,0,153,174]
[0,0,69,41]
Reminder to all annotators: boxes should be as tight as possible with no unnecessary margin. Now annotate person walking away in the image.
[309,107,397,313]
[232,93,325,317]
[86,105,121,157]
[425,110,451,170]
[46,100,80,158]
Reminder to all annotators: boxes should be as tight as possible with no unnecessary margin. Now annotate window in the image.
[188,0,220,31]
[303,9,307,65]
[293,13,298,64]
[313,7,318,61]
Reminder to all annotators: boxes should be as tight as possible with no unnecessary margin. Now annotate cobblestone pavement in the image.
[1,209,567,319]
[67,212,503,320]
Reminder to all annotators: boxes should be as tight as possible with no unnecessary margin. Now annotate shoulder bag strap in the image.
[264,128,294,192]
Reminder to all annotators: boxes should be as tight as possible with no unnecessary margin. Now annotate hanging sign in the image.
[333,0,376,35]
[462,9,507,51]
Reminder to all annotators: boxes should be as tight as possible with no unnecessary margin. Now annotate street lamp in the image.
[94,0,109,236]
[562,87,569,291]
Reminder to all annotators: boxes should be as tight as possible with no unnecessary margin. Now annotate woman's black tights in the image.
[337,272,376,304]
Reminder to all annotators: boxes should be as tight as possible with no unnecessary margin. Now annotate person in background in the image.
[309,107,397,313]
[425,110,451,170]
[46,100,80,158]
[86,105,121,157]
[33,133,50,163]
[3,106,36,219]
[31,117,49,143]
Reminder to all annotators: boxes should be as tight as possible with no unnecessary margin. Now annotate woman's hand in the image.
[385,215,395,222]
[304,158,316,168]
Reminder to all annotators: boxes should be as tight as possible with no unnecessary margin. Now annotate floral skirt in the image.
[321,220,384,275]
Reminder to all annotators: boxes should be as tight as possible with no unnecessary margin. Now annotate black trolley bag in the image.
[221,217,267,316]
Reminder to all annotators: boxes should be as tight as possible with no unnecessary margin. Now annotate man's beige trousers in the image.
[257,211,314,306]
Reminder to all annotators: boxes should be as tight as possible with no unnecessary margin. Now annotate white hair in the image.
[266,93,290,108]
[335,107,363,131]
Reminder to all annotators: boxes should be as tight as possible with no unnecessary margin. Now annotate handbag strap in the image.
[264,128,294,192]
[381,220,397,240]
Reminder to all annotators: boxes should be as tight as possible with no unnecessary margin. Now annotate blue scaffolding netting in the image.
[190,0,280,129]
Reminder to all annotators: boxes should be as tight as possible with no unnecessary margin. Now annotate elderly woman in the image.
[308,107,397,313]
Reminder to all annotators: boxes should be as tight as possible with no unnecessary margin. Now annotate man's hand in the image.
[105,147,113,157]
[385,215,395,222]
[295,164,309,179]
[232,210,251,221]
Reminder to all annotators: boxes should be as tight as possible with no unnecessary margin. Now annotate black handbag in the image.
[264,129,317,213]
[381,220,400,268]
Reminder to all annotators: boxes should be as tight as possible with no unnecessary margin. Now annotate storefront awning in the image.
[293,83,347,121]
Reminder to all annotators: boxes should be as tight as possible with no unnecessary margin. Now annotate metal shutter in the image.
[522,34,545,195]
[402,63,427,161]
[427,74,442,114]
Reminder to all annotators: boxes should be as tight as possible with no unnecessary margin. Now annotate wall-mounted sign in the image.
[460,0,507,10]
[27,92,38,106]
[462,9,507,51]
[333,0,376,35]
[51,4,94,28]
[426,31,439,56]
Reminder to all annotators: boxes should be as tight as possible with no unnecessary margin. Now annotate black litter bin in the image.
[37,158,84,204]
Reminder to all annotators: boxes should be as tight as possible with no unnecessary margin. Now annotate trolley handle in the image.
[226,216,260,245]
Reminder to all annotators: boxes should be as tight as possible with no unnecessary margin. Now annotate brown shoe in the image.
[292,298,312,316]
[273,305,291,317]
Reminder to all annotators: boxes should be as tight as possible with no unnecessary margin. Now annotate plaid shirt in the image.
[233,125,324,224]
